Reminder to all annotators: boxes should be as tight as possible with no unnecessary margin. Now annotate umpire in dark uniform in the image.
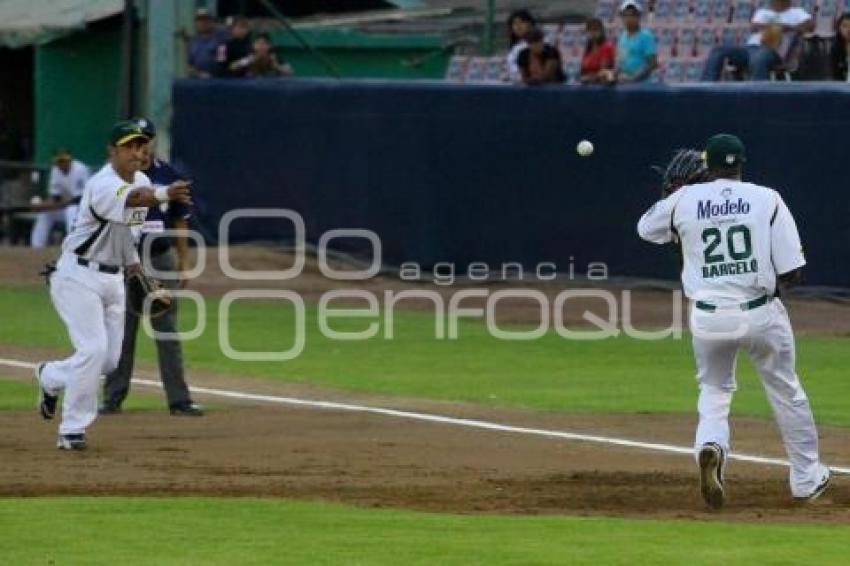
[100,117,203,416]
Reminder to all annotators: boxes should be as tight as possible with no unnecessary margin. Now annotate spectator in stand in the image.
[830,13,850,81]
[580,17,616,84]
[608,1,657,84]
[230,33,294,78]
[517,28,566,85]
[187,8,229,79]
[506,10,538,83]
[218,16,253,78]
[701,0,813,81]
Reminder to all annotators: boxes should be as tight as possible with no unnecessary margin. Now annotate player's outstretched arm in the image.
[126,180,192,208]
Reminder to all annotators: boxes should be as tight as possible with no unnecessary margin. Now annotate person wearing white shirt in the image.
[506,9,537,83]
[34,121,192,451]
[30,149,90,248]
[701,0,813,81]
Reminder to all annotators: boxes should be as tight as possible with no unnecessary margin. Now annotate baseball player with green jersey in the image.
[637,135,830,508]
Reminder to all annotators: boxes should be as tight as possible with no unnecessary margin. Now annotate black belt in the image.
[695,295,769,313]
[76,256,121,274]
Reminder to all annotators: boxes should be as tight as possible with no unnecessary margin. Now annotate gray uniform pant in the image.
[103,249,191,408]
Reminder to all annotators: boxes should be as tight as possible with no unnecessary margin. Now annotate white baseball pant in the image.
[690,298,828,498]
[38,252,125,435]
[30,205,79,248]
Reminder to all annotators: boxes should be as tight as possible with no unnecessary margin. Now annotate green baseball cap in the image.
[110,120,150,147]
[704,133,746,169]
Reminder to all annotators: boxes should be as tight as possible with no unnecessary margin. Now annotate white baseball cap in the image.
[619,0,643,13]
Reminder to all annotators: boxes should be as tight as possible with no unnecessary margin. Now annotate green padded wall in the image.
[34,23,122,168]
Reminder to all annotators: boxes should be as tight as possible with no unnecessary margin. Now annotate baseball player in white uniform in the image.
[637,134,830,508]
[30,149,90,248]
[34,121,192,450]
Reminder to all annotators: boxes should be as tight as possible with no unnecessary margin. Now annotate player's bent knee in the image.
[80,346,109,375]
[101,355,121,376]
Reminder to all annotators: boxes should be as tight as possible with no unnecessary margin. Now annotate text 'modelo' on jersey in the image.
[638,178,805,303]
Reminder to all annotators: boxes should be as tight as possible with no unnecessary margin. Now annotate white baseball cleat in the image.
[698,443,726,510]
[795,468,831,502]
[56,434,87,451]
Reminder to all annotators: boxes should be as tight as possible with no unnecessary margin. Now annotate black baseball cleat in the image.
[57,434,87,450]
[35,363,58,420]
[698,443,726,510]
[98,403,122,415]
[795,468,831,503]
[170,401,204,417]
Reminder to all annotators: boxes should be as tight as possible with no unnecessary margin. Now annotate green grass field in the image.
[2,283,848,564]
[2,285,849,424]
[1,498,849,566]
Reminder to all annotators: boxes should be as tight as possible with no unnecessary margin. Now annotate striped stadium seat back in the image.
[445,55,470,82]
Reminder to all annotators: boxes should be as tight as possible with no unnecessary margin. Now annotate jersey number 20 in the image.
[702,225,752,264]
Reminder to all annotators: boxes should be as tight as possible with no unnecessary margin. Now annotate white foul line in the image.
[2,356,848,475]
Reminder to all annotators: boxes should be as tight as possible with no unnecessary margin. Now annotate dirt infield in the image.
[1,352,848,524]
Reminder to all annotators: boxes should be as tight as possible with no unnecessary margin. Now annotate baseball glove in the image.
[127,271,172,318]
[654,149,709,198]
[39,261,57,286]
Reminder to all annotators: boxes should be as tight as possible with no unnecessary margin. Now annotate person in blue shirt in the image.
[610,1,658,84]
[100,117,203,417]
[187,8,229,79]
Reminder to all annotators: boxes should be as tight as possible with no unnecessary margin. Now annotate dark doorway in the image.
[0,46,34,162]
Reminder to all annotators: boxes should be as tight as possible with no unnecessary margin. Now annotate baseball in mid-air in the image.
[577,140,594,157]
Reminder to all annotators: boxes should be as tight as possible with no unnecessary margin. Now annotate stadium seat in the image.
[719,26,739,45]
[461,57,506,84]
[693,0,713,24]
[596,0,617,23]
[564,61,582,83]
[653,0,674,23]
[684,60,705,81]
[485,57,507,82]
[558,24,585,61]
[445,55,470,82]
[656,25,679,59]
[697,27,719,57]
[665,60,684,82]
[541,23,562,46]
[673,0,692,21]
[464,57,487,83]
[679,27,698,58]
[733,0,755,22]
[713,0,732,24]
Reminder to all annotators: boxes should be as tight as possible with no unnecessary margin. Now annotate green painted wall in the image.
[270,28,449,80]
[34,25,122,167]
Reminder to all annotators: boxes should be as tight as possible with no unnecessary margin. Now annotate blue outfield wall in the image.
[171,80,850,287]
